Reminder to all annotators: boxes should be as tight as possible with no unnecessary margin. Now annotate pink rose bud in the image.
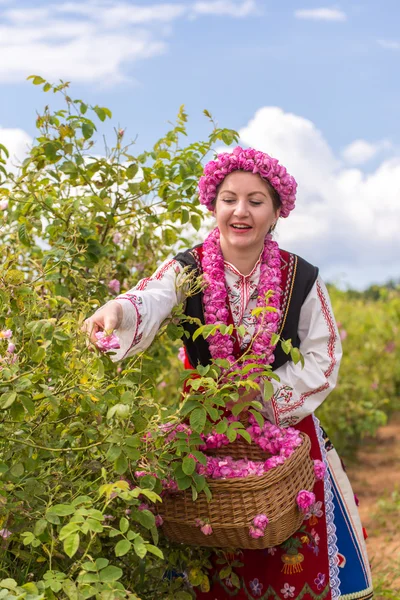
[194,518,204,527]
[6,343,15,354]
[108,279,121,295]
[178,346,186,363]
[118,129,125,137]
[155,515,163,527]
[313,460,326,481]
[200,523,213,536]
[0,528,12,539]
[0,200,8,211]
[296,490,316,513]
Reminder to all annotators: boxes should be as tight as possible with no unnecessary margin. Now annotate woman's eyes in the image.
[221,198,263,206]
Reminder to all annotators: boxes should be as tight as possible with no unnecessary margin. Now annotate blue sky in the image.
[1,0,400,288]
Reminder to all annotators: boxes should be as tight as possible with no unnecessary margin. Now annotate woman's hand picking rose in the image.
[82,301,123,345]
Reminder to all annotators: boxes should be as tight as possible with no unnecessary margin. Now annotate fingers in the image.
[81,302,123,345]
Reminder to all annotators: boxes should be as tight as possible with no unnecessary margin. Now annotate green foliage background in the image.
[0,78,399,599]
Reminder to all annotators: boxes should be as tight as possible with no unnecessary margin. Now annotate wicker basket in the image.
[157,432,315,549]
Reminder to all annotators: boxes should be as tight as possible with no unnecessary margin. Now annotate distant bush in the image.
[317,285,400,455]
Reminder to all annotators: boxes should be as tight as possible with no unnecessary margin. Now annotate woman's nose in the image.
[233,199,249,217]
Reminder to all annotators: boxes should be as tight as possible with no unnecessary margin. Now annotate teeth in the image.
[232,225,250,229]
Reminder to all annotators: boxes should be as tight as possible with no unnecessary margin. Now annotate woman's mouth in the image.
[230,223,252,232]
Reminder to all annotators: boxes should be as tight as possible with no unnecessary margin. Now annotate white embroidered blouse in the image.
[111,256,342,428]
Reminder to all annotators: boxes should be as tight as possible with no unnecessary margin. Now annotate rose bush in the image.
[0,76,246,599]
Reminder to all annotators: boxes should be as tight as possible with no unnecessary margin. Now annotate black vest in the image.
[174,246,318,370]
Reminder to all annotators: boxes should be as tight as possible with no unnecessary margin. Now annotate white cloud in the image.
[0,0,257,85]
[237,108,400,288]
[377,39,400,50]
[294,8,347,22]
[0,127,32,171]
[341,139,393,166]
[192,0,256,17]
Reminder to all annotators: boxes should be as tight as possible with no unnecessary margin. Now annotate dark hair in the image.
[212,172,282,212]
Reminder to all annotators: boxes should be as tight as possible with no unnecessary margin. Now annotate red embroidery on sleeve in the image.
[135,259,177,291]
[117,296,143,358]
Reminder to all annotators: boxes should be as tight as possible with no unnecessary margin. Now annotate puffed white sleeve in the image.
[261,276,342,427]
[109,259,186,362]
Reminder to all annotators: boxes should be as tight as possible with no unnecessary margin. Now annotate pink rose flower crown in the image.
[198,146,297,218]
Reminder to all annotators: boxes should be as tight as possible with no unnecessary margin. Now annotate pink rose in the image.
[252,514,269,530]
[6,343,15,354]
[296,490,316,513]
[200,523,213,535]
[0,528,12,538]
[0,329,12,339]
[108,279,121,294]
[313,460,326,481]
[0,200,8,211]
[249,525,264,539]
[95,332,120,352]
[112,232,122,244]
[155,515,163,527]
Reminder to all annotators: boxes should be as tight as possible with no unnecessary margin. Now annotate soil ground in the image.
[346,414,400,598]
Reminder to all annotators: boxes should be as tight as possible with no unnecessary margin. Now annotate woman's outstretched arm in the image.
[83,259,186,361]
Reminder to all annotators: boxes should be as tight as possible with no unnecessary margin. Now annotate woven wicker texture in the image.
[157,432,315,549]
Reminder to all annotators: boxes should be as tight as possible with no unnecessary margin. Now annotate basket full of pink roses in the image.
[156,414,320,549]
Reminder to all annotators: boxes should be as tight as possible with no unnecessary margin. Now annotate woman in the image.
[84,147,373,600]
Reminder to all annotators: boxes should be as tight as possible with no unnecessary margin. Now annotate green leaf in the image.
[219,566,232,579]
[215,419,227,434]
[34,519,47,536]
[190,450,207,466]
[59,522,80,540]
[114,454,128,474]
[237,429,252,444]
[99,565,123,583]
[263,380,274,401]
[146,544,164,559]
[28,75,46,85]
[227,427,237,443]
[133,537,147,559]
[249,409,264,429]
[182,455,196,476]
[51,504,75,516]
[126,163,139,179]
[0,392,16,410]
[59,161,78,176]
[82,123,95,139]
[281,339,292,355]
[63,533,80,558]
[45,511,61,525]
[10,462,24,477]
[191,214,201,231]
[176,476,191,490]
[115,539,131,557]
[119,517,129,533]
[134,509,155,530]
[190,407,207,433]
[106,445,121,462]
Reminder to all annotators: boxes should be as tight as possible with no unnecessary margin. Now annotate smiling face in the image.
[214,170,281,257]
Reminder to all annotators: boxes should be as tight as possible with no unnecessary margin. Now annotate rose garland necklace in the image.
[201,227,282,370]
